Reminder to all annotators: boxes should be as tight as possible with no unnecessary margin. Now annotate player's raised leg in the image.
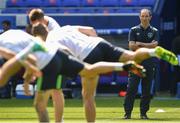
[154,46,178,65]
[120,46,178,66]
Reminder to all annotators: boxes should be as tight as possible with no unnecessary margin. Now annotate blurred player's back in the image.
[46,25,103,60]
[0,30,36,53]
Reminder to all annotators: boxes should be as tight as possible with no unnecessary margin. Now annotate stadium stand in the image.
[4,0,156,7]
[81,0,100,7]
[23,0,43,7]
[119,0,139,6]
[100,0,120,7]
[6,0,25,7]
[3,0,155,14]
[62,0,81,7]
[43,0,62,7]
[138,0,156,7]
[0,16,16,29]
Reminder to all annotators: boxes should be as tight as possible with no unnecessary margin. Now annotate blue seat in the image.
[1,8,28,13]
[96,8,116,14]
[138,0,155,6]
[100,0,120,7]
[115,76,128,85]
[114,71,128,85]
[0,83,11,98]
[23,0,43,7]
[81,0,100,7]
[43,8,63,13]
[65,76,81,87]
[119,0,139,6]
[99,73,115,85]
[85,16,111,28]
[62,9,79,14]
[78,8,96,13]
[115,8,137,13]
[99,76,113,85]
[56,16,85,26]
[62,0,81,7]
[6,0,25,7]
[43,0,62,7]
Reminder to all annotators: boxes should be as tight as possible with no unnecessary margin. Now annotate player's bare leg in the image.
[0,57,22,87]
[34,90,51,122]
[119,47,178,65]
[52,89,64,123]
[81,76,99,122]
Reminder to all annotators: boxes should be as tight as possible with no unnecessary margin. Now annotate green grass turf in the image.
[0,96,180,123]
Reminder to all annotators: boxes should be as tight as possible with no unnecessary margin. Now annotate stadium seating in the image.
[0,83,11,99]
[138,0,156,6]
[23,0,43,7]
[43,8,63,13]
[96,8,116,14]
[62,0,81,7]
[77,8,97,13]
[43,0,62,7]
[61,9,79,14]
[66,76,82,88]
[0,16,16,29]
[98,72,115,85]
[5,0,157,8]
[120,0,139,6]
[96,28,130,35]
[6,0,62,7]
[100,0,120,7]
[81,0,100,7]
[6,0,25,7]
[4,0,157,15]
[1,8,28,13]
[115,8,139,13]
[115,71,128,85]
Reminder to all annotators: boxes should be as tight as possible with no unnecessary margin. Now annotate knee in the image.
[82,91,94,102]
[34,101,46,113]
[34,102,41,112]
[134,48,149,63]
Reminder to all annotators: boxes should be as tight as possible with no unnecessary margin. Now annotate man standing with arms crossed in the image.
[123,8,159,119]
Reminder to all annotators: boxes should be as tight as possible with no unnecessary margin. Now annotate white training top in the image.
[45,16,61,31]
[0,30,36,53]
[33,43,58,69]
[46,25,103,61]
[0,29,58,69]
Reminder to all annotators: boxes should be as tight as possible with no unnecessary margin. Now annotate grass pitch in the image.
[0,96,180,123]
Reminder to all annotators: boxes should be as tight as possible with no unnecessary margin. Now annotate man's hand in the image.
[23,69,37,96]
[23,60,42,77]
[22,62,41,96]
[136,42,145,47]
